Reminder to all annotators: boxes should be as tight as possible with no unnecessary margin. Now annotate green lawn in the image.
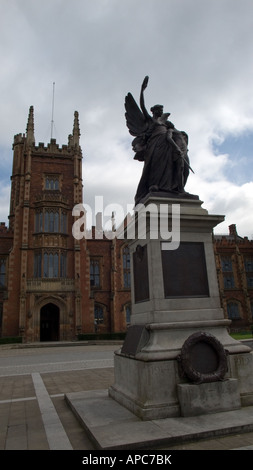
[230,332,253,340]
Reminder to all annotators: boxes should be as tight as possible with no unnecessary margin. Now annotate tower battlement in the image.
[13,106,81,157]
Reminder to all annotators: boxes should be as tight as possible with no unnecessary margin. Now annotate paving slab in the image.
[65,389,253,450]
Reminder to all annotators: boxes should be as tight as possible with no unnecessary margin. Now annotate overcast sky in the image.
[0,0,253,237]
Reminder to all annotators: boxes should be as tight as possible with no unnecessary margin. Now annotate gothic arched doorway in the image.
[40,303,60,342]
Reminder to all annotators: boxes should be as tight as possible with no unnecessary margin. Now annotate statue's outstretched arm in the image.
[140,76,150,121]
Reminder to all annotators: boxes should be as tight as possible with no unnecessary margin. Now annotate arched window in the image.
[35,208,67,233]
[90,259,100,287]
[94,304,104,324]
[227,302,241,320]
[35,209,65,234]
[34,250,66,278]
[45,176,59,190]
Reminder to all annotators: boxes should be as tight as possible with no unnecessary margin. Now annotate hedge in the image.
[77,332,126,341]
[0,336,22,345]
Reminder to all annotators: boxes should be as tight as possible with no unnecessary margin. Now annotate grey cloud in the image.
[0,0,253,236]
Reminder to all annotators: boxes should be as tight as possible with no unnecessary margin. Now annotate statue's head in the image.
[150,104,164,117]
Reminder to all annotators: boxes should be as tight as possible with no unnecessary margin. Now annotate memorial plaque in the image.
[161,242,209,297]
[133,245,150,303]
[191,341,219,374]
[121,325,149,356]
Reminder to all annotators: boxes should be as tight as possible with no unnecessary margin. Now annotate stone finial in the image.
[72,110,80,147]
[26,106,35,146]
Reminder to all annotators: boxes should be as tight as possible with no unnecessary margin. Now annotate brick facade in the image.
[214,224,253,331]
[0,108,252,342]
[0,107,131,342]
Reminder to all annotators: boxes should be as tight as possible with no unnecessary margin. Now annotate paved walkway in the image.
[0,341,253,451]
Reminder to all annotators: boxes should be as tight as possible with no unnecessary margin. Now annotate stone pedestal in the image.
[177,379,241,417]
[109,194,253,420]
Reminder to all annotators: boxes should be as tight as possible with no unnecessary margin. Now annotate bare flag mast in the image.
[50,81,55,139]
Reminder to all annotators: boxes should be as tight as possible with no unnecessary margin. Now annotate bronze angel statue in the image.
[125,76,194,204]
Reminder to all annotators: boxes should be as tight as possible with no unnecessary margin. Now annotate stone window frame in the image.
[90,258,101,289]
[94,303,105,326]
[35,208,67,234]
[221,256,235,289]
[33,249,67,279]
[223,275,235,289]
[244,257,253,272]
[244,256,253,289]
[43,252,59,278]
[44,174,60,191]
[227,300,241,320]
[221,256,233,272]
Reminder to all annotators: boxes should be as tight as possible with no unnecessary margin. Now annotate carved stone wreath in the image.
[177,331,228,384]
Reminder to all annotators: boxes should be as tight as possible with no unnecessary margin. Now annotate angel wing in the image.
[124,92,149,137]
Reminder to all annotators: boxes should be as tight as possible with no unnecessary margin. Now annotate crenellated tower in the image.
[2,107,85,342]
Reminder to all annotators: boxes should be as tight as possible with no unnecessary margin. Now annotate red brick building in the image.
[0,107,252,342]
[214,224,253,330]
[0,107,131,342]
